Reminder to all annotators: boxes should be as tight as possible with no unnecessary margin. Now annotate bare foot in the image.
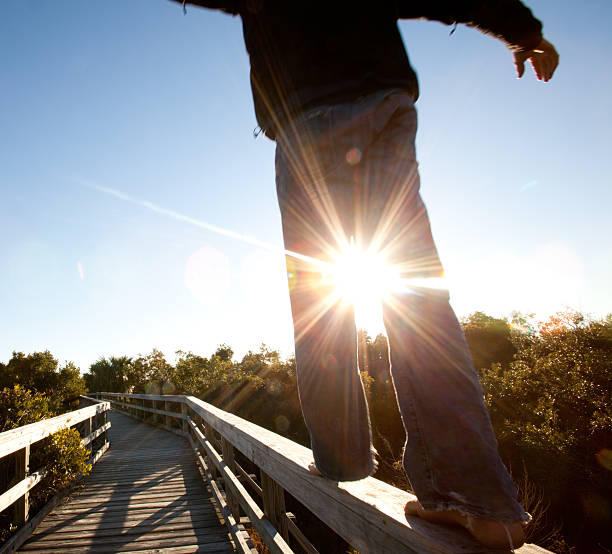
[405,499,526,550]
[307,461,321,476]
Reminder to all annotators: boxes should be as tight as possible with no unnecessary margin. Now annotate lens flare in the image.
[326,242,402,332]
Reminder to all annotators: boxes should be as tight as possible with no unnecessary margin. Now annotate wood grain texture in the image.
[45,393,550,554]
[0,403,110,459]
[17,411,234,554]
[188,419,292,554]
[184,395,549,554]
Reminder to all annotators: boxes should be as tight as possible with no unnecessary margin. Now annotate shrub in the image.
[0,386,91,543]
[0,385,53,431]
[29,428,92,508]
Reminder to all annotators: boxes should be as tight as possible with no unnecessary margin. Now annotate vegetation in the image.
[479,311,612,552]
[0,350,86,412]
[2,310,610,551]
[78,310,612,552]
[0,386,91,543]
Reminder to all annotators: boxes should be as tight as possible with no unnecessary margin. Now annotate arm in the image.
[398,0,558,80]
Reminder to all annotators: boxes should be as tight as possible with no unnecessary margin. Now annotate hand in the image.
[513,38,559,82]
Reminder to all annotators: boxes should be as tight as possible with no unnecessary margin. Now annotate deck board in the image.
[19,411,235,553]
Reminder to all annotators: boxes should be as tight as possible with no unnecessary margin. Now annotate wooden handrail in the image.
[0,402,109,459]
[93,392,550,554]
[0,395,111,554]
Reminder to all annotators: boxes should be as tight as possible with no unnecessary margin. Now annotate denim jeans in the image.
[274,89,529,523]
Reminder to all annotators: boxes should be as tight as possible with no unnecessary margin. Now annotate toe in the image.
[307,462,321,476]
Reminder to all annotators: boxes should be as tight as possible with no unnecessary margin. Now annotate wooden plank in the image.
[221,438,241,522]
[78,395,107,406]
[27,532,233,551]
[43,508,219,523]
[99,392,185,402]
[285,513,319,554]
[0,433,109,554]
[51,499,215,514]
[261,470,289,543]
[0,483,73,554]
[75,475,201,488]
[235,463,262,498]
[79,398,547,554]
[189,435,256,554]
[83,468,189,478]
[87,440,109,467]
[81,421,111,446]
[20,533,233,552]
[188,418,293,554]
[119,548,234,554]
[109,407,188,439]
[183,397,449,553]
[181,401,189,434]
[61,494,209,508]
[21,541,234,554]
[0,403,110,458]
[37,513,221,531]
[69,483,194,496]
[13,445,30,525]
[0,469,47,514]
[108,401,186,420]
[28,522,230,543]
[13,411,234,554]
[185,396,547,554]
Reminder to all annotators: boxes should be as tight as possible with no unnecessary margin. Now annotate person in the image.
[170,1,559,548]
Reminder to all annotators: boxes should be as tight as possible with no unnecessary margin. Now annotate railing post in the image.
[13,445,30,525]
[101,406,109,448]
[221,438,241,521]
[181,401,188,435]
[260,470,289,542]
[203,422,219,480]
[164,400,171,429]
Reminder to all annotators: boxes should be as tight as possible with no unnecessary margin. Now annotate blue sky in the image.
[1,0,611,372]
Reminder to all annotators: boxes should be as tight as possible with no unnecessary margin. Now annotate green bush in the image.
[0,385,53,431]
[29,428,92,508]
[0,386,91,543]
[0,351,86,412]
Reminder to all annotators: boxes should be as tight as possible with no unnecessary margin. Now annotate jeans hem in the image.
[418,500,532,524]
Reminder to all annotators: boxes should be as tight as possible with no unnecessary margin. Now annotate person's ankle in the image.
[405,500,526,550]
[468,518,525,550]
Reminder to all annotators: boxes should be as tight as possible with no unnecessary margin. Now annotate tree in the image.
[0,386,90,544]
[461,311,516,374]
[174,351,208,396]
[481,310,612,551]
[84,356,133,393]
[0,351,85,411]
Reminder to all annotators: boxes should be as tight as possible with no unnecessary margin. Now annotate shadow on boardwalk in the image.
[19,411,234,553]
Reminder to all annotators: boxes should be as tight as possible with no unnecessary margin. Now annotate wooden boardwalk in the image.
[18,411,235,553]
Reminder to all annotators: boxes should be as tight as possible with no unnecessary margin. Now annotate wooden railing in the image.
[0,395,110,553]
[92,392,544,554]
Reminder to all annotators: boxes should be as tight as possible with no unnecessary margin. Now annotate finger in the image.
[545,58,555,81]
[530,57,543,80]
[542,55,557,81]
[514,57,525,78]
[550,53,560,79]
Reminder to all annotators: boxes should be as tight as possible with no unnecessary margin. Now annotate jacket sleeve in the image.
[167,0,240,15]
[396,0,543,52]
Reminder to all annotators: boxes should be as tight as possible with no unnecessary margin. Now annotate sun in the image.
[326,243,402,334]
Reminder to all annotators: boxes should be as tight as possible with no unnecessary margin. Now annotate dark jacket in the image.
[178,1,543,138]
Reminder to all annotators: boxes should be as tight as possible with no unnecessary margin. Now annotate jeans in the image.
[274,89,529,523]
